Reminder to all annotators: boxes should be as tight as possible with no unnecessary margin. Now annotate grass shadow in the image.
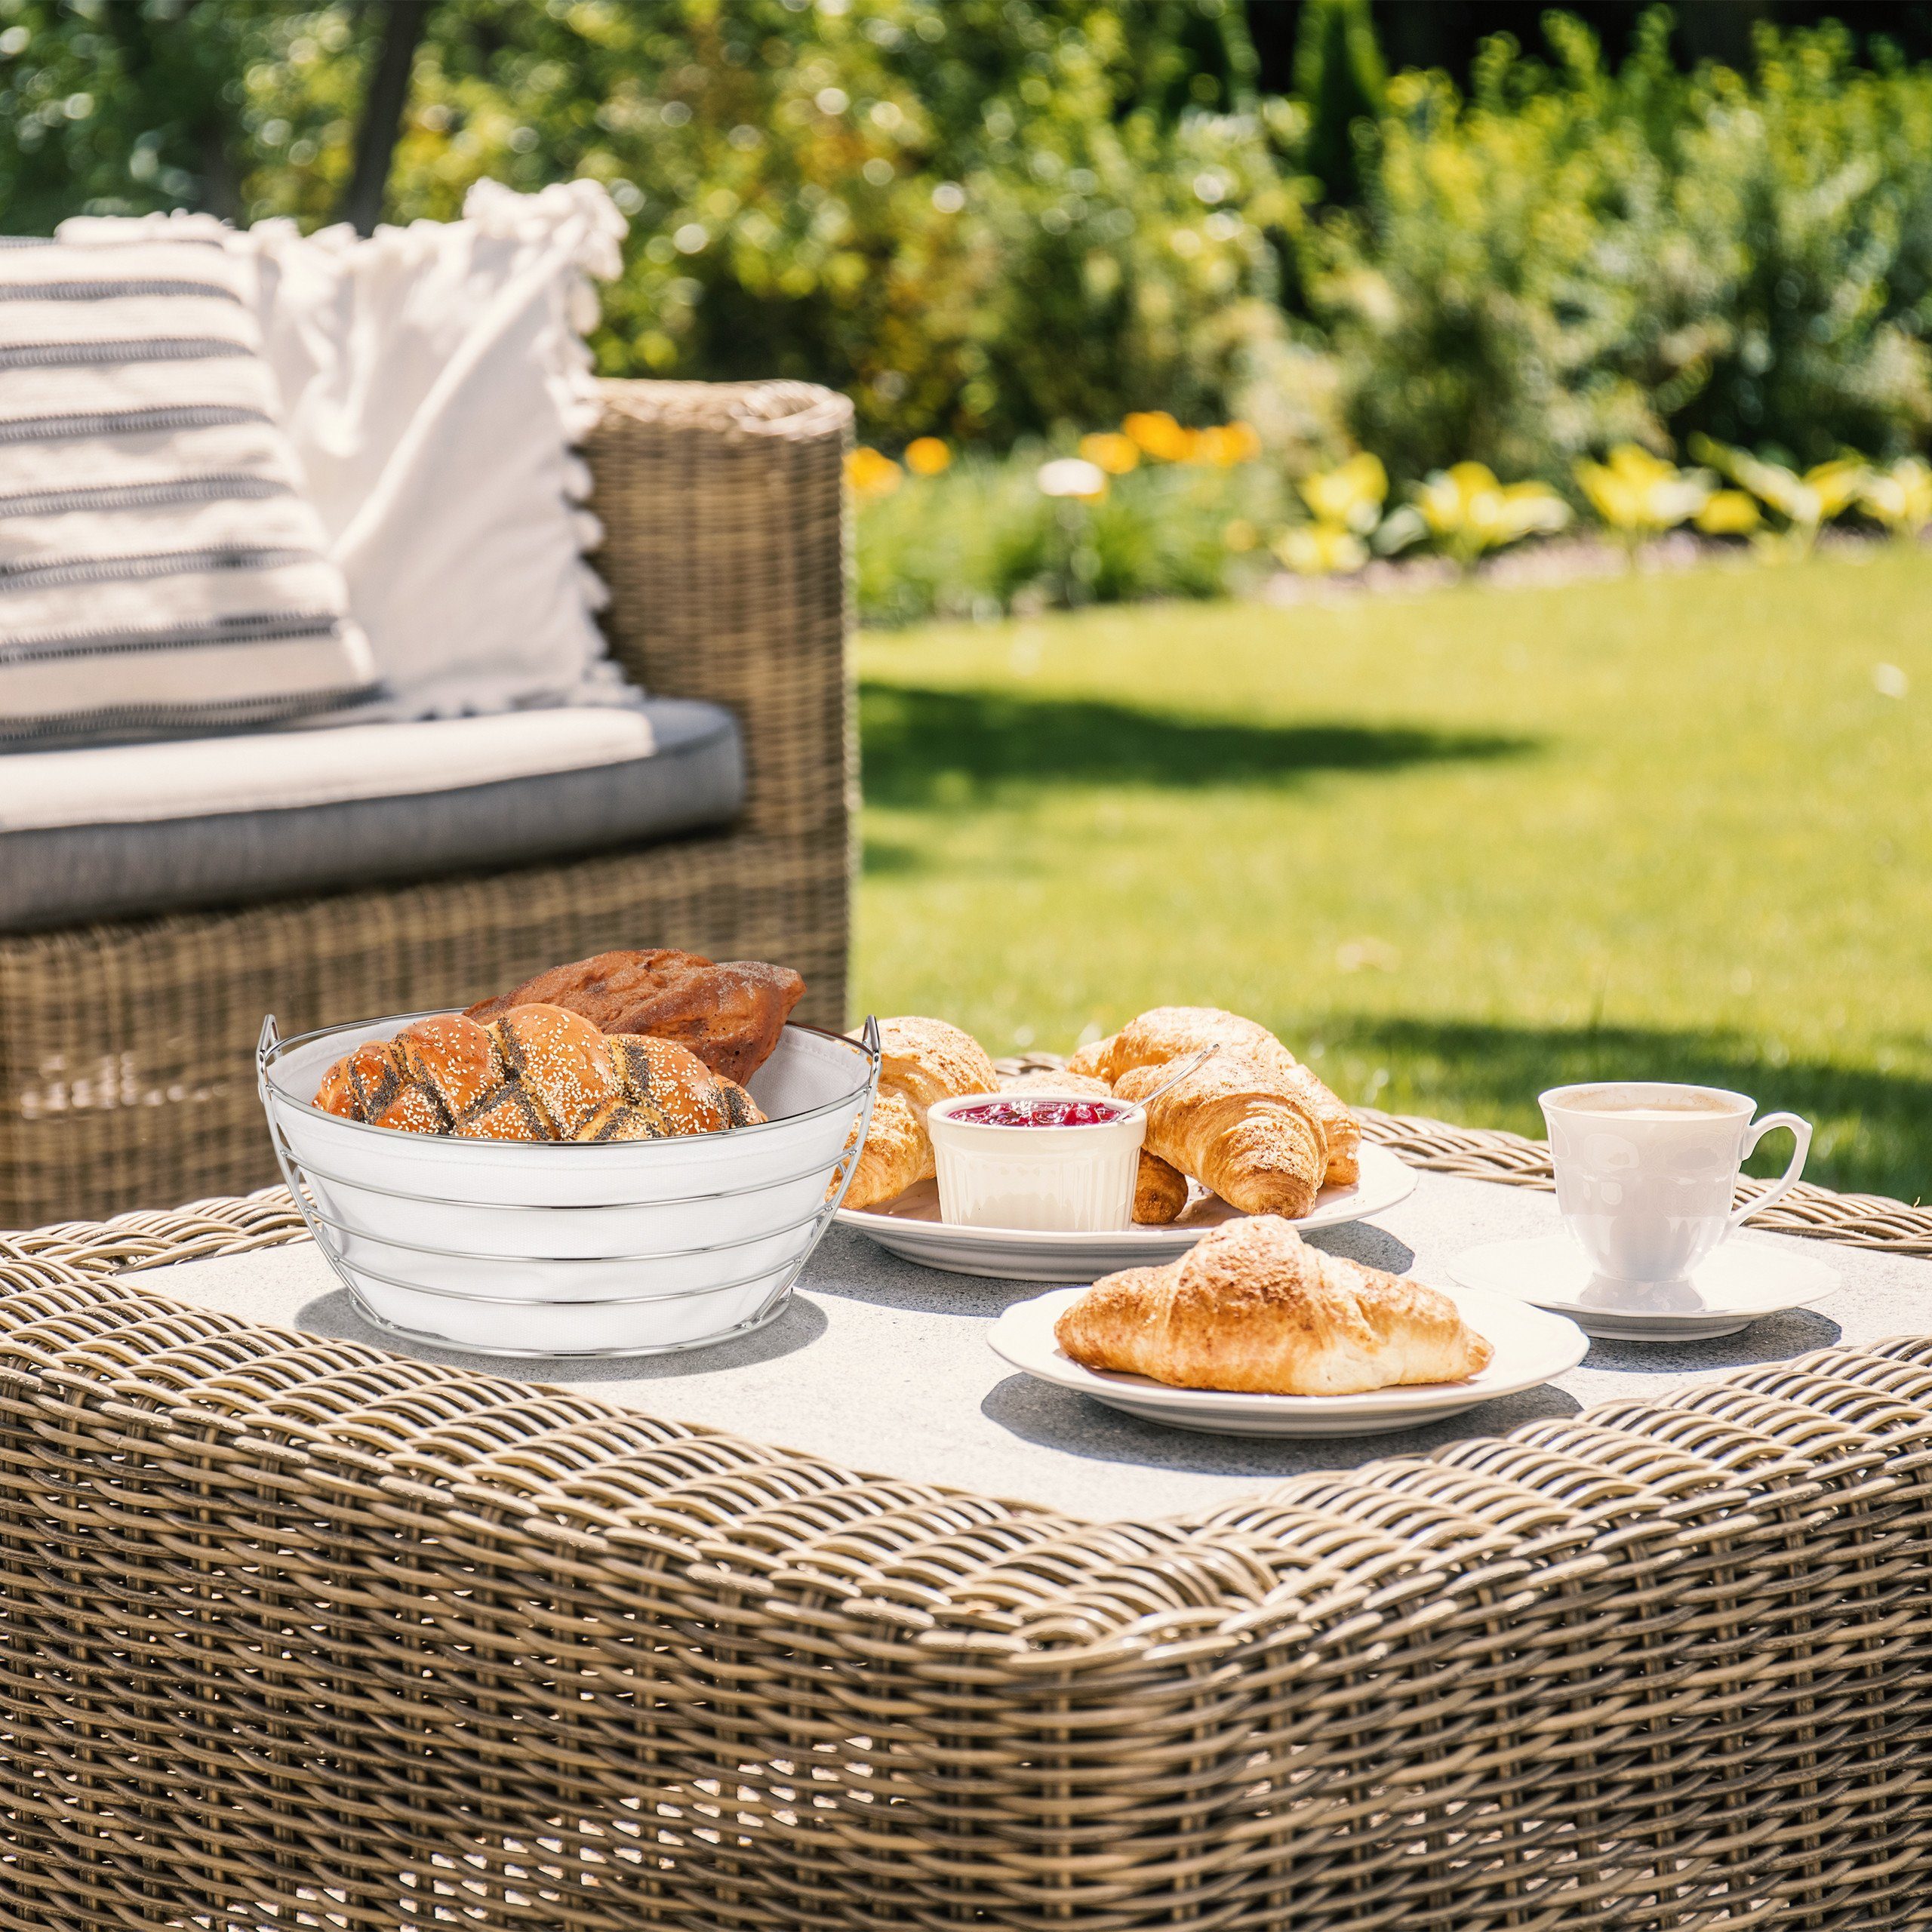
[859,835,928,877]
[860,682,1537,807]
[1324,1014,1932,1202]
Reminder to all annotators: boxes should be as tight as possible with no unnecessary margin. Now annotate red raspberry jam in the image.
[946,1097,1128,1128]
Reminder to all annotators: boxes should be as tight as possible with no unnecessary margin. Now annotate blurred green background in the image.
[10,2,1932,475]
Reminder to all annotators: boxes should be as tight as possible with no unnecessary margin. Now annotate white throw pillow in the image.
[0,227,377,747]
[61,181,633,720]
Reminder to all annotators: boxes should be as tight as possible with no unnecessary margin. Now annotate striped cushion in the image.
[0,235,377,747]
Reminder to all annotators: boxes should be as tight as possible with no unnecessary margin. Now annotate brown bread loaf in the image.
[466,949,804,1084]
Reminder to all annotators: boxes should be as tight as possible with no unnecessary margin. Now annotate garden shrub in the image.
[0,0,1287,445]
[395,0,1294,445]
[853,442,1284,625]
[1300,11,1932,481]
[7,3,1932,493]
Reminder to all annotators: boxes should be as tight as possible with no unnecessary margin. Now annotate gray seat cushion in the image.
[0,697,743,931]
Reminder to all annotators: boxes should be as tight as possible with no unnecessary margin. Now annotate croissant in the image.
[1054,1215,1493,1395]
[844,1017,998,1210]
[1113,1057,1325,1219]
[466,949,803,1085]
[1000,1069,1189,1226]
[314,1004,765,1143]
[1085,1006,1360,1187]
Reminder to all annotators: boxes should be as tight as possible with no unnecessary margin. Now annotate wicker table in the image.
[7,1112,1932,1931]
[108,1163,1932,1521]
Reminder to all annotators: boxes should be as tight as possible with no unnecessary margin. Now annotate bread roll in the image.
[1113,1057,1325,1219]
[451,1084,552,1142]
[608,1032,730,1135]
[844,1017,998,1209]
[572,1097,670,1143]
[466,949,803,1084]
[1054,1215,1492,1395]
[394,1013,500,1121]
[1134,1152,1190,1225]
[488,1005,619,1139]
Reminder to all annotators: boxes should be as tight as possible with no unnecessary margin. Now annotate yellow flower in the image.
[1574,444,1712,538]
[1861,457,1932,538]
[1689,436,1867,534]
[903,436,952,478]
[1804,458,1869,521]
[1694,488,1761,537]
[1078,431,1141,475]
[1222,517,1259,553]
[1299,452,1388,535]
[1414,463,1570,568]
[1190,424,1258,467]
[1272,524,1367,576]
[845,446,903,500]
[1121,409,1192,462]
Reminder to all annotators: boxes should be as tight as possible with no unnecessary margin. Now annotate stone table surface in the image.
[138,1166,1932,1523]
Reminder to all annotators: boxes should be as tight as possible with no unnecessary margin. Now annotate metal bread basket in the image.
[258,1011,881,1357]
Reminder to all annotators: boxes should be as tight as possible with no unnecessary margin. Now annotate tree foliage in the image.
[2,3,1930,469]
[1300,11,1932,478]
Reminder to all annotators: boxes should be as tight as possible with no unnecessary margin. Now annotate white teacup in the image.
[1540,1081,1811,1288]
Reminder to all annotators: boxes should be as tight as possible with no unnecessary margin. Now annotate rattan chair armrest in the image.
[583,379,854,843]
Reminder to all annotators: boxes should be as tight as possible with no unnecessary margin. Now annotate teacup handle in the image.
[1729,1111,1812,1228]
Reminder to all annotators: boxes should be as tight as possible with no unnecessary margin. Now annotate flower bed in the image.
[853,423,1932,623]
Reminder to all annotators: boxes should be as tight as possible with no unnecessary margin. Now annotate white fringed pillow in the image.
[63,182,633,720]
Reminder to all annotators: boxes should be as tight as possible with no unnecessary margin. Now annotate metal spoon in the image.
[1118,1044,1217,1113]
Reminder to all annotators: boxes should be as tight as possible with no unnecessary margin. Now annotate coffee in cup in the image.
[1539,1081,1811,1287]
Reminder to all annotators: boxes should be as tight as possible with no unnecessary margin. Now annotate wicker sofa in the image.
[0,378,854,1229]
[5,1124,1932,1930]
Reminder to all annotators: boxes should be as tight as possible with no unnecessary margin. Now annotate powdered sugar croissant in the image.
[1113,1056,1326,1219]
[1078,1006,1359,1187]
[1055,1215,1492,1395]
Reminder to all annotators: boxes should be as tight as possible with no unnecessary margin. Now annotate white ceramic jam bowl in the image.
[927,1091,1146,1232]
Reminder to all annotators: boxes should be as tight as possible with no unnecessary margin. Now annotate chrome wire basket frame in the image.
[258,1012,881,1358]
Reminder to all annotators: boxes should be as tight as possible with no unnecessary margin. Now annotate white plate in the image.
[989,1284,1587,1437]
[835,1143,1417,1281]
[1449,1232,1840,1340]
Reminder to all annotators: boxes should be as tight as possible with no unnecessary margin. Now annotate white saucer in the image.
[835,1144,1417,1281]
[988,1284,1586,1437]
[1448,1232,1840,1340]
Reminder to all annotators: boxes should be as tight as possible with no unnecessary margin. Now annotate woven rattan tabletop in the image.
[122,1158,1932,1519]
[12,1112,1932,1931]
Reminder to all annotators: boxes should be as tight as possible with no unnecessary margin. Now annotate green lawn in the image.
[854,546,1932,1201]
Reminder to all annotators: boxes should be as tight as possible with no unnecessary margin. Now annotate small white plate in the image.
[835,1143,1417,1281]
[1449,1232,1840,1340]
[988,1283,1586,1437]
